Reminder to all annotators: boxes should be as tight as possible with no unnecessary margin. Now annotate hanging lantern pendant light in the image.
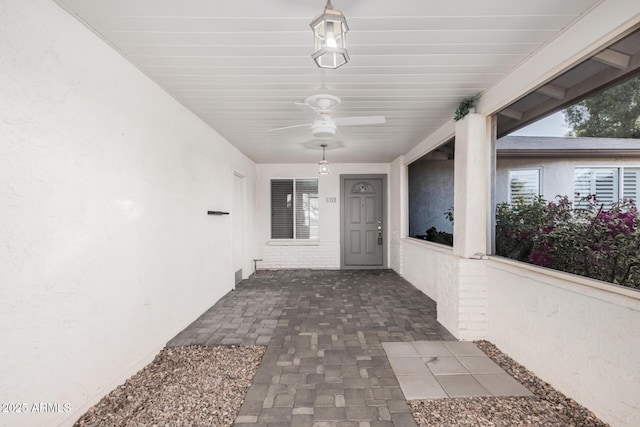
[310,0,350,69]
[318,144,330,175]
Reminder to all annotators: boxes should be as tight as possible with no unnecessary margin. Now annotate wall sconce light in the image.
[310,0,349,69]
[318,144,330,175]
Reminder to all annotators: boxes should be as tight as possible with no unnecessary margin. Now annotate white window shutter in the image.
[623,168,640,203]
[574,168,618,206]
[509,169,540,203]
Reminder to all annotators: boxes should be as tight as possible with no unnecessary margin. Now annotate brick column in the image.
[435,113,490,340]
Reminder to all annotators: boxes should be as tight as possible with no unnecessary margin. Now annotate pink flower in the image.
[529,250,553,267]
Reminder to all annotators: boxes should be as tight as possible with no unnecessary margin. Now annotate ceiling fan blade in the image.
[295,102,325,121]
[267,123,310,132]
[334,116,386,126]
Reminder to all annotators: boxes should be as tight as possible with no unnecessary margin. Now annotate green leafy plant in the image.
[425,227,453,246]
[496,195,640,289]
[444,206,454,223]
[453,94,481,122]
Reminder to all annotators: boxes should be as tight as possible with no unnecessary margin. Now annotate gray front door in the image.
[342,176,384,267]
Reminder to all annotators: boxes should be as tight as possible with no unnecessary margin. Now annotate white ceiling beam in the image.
[536,84,566,100]
[499,50,640,137]
[499,108,523,120]
[593,49,631,70]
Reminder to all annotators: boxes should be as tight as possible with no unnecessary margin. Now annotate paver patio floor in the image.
[168,269,529,427]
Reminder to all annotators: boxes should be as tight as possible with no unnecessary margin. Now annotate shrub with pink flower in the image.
[496,195,640,289]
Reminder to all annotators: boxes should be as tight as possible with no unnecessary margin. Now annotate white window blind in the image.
[623,168,640,202]
[574,167,621,206]
[509,169,540,203]
[271,179,319,239]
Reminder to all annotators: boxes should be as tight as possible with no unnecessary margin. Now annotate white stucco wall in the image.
[0,1,256,426]
[486,259,640,427]
[255,163,390,270]
[389,156,405,273]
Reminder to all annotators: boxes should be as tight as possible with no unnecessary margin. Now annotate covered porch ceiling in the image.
[55,0,601,163]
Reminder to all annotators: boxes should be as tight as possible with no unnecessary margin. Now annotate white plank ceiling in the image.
[54,0,600,163]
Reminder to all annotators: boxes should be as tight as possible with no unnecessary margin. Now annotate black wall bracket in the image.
[207,211,230,215]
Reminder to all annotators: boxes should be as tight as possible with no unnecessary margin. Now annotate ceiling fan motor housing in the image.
[311,116,337,138]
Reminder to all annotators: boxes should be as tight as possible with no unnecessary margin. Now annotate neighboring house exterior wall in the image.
[408,159,454,236]
[496,157,640,205]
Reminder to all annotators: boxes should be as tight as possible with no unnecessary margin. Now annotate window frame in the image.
[508,167,542,204]
[406,138,455,246]
[269,177,319,240]
[573,165,640,206]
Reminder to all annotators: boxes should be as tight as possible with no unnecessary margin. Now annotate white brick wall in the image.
[457,259,488,340]
[401,238,488,340]
[436,252,459,336]
[258,241,341,270]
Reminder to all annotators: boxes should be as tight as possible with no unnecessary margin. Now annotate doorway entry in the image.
[232,172,245,284]
[341,175,386,268]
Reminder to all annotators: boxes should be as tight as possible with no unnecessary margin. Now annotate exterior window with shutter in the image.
[623,168,640,203]
[271,179,319,239]
[574,168,619,206]
[509,169,540,204]
[574,167,640,206]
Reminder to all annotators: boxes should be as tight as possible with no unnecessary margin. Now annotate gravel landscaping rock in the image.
[409,340,608,426]
[74,345,265,427]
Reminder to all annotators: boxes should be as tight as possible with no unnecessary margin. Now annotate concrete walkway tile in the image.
[235,415,259,423]
[291,414,314,427]
[258,407,293,423]
[386,399,411,413]
[423,356,469,375]
[314,406,347,421]
[381,342,419,358]
[474,374,534,397]
[169,270,457,426]
[396,374,447,399]
[391,412,419,427]
[411,341,453,357]
[457,356,507,374]
[345,405,379,421]
[436,374,490,397]
[388,357,431,376]
[344,388,366,406]
[442,341,486,356]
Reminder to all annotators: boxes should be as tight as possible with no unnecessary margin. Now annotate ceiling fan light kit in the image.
[311,118,337,138]
[267,94,386,139]
[310,0,349,69]
[318,144,330,175]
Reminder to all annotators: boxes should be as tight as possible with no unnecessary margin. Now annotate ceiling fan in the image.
[268,94,385,138]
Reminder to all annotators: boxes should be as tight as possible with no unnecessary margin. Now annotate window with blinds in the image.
[574,167,640,207]
[271,179,319,239]
[623,168,640,202]
[509,169,540,204]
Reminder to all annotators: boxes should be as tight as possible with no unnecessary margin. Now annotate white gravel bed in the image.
[409,340,608,426]
[74,345,265,427]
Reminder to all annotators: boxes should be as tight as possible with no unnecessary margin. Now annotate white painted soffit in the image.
[54,0,602,163]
